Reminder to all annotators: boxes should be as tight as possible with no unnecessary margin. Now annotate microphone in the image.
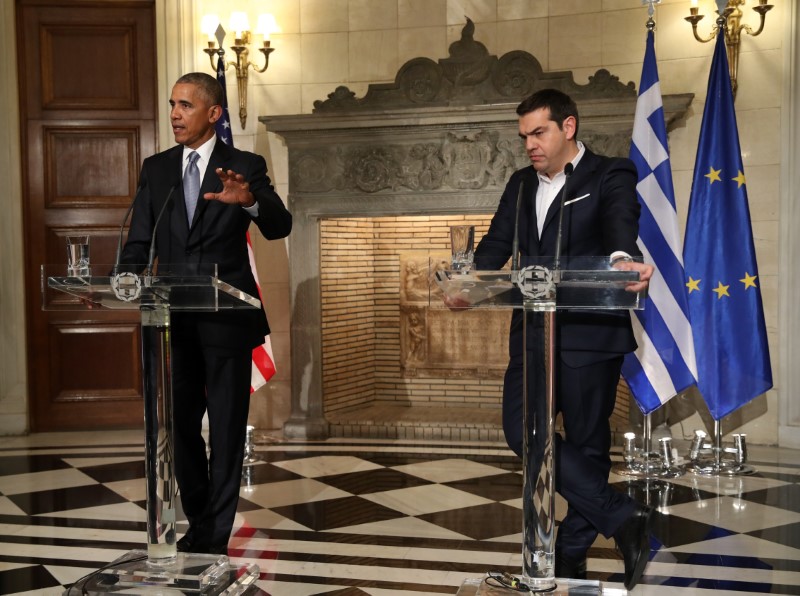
[112,182,144,276]
[511,180,524,272]
[552,162,574,281]
[145,185,177,276]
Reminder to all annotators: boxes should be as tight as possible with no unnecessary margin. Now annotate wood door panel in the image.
[48,323,141,402]
[19,1,156,121]
[41,25,137,111]
[45,126,141,206]
[19,0,157,431]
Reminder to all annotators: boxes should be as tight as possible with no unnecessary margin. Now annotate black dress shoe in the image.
[554,553,587,580]
[613,504,654,590]
[176,533,195,553]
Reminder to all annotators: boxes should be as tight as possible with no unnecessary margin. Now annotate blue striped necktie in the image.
[183,151,200,225]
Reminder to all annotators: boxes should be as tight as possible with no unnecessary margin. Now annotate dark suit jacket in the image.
[121,139,292,351]
[474,148,641,366]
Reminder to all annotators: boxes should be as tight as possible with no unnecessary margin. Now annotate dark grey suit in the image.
[475,148,641,559]
[122,138,291,549]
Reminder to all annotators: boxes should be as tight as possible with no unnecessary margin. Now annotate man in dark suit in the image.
[121,72,292,554]
[474,89,653,590]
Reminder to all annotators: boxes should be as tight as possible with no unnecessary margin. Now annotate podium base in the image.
[73,549,259,594]
[458,576,602,595]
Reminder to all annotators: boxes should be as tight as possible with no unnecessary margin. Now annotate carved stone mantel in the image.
[260,20,693,440]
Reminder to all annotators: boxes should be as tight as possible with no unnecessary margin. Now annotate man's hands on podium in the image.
[613,260,655,294]
[442,292,472,311]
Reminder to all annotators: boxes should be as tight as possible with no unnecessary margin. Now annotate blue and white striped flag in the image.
[621,29,697,414]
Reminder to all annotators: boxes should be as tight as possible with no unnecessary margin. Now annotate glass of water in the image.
[450,225,474,272]
[66,235,90,276]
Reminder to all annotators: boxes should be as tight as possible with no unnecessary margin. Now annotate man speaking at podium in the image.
[474,89,653,590]
[120,72,292,555]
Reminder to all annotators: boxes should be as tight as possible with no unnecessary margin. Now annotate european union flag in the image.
[683,32,772,420]
[622,29,697,415]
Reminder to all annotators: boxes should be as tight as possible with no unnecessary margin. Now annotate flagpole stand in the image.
[687,423,756,476]
[242,425,262,466]
[614,413,684,479]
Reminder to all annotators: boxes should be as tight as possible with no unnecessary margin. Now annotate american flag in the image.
[621,28,697,414]
[214,50,276,391]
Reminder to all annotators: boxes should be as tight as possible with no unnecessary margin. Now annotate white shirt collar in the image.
[536,141,585,185]
[182,134,216,166]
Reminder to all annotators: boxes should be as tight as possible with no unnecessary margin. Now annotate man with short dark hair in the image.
[474,88,654,590]
[121,72,292,554]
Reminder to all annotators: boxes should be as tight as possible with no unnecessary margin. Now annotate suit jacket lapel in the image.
[539,149,599,240]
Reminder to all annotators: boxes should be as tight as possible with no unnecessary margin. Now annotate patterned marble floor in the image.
[1,431,799,595]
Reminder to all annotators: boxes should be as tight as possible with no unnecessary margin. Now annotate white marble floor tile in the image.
[0,468,96,496]
[255,580,347,595]
[239,478,351,508]
[62,456,143,468]
[391,458,507,483]
[663,532,800,560]
[104,478,146,502]
[271,455,383,477]
[668,472,790,495]
[40,501,146,523]
[233,508,312,533]
[663,496,800,533]
[329,516,472,540]
[362,483,493,515]
[0,496,26,516]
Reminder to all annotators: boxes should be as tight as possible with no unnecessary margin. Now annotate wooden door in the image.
[18,0,158,431]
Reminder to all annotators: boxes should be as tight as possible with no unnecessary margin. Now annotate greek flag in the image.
[621,30,697,414]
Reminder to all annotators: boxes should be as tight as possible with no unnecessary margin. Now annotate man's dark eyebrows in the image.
[519,126,544,138]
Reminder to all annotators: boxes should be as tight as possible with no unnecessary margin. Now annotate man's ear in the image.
[209,105,222,124]
[563,115,577,141]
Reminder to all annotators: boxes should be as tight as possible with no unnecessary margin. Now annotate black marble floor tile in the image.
[0,565,62,593]
[748,521,800,550]
[444,472,523,502]
[271,495,407,531]
[8,483,128,515]
[79,459,145,483]
[321,467,432,495]
[418,502,522,540]
[241,462,305,485]
[0,454,71,476]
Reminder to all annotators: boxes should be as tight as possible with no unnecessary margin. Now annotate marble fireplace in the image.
[261,21,692,440]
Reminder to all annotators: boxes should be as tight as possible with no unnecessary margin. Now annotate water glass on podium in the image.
[66,235,90,276]
[450,225,474,271]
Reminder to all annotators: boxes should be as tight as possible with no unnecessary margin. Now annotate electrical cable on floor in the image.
[66,552,148,595]
[485,570,557,593]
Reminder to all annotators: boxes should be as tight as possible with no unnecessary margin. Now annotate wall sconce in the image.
[200,12,279,129]
[685,0,773,97]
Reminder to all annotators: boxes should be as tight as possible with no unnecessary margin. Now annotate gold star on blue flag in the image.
[683,32,772,420]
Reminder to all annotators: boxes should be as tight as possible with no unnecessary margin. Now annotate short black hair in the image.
[516,89,579,136]
[175,72,224,106]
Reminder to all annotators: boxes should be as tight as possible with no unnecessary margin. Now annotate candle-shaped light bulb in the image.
[201,14,220,45]
[256,13,279,45]
[229,11,250,42]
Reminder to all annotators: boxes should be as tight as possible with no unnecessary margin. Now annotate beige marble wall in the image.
[4,0,791,443]
[0,1,28,435]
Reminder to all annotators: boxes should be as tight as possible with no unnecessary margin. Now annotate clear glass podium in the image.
[43,264,261,594]
[433,256,644,595]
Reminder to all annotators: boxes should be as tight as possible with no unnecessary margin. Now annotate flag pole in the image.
[616,0,686,480]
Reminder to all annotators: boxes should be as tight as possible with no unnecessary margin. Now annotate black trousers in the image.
[503,348,635,560]
[171,326,252,548]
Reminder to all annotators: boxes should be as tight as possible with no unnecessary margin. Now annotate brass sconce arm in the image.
[684,1,774,98]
